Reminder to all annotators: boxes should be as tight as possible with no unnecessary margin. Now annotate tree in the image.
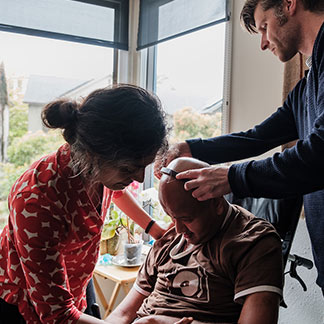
[171,106,222,143]
[0,62,9,162]
[8,99,28,144]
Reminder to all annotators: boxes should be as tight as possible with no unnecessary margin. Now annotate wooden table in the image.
[93,264,140,319]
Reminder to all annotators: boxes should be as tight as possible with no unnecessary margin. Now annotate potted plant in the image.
[100,204,141,256]
[100,208,123,255]
[123,215,144,264]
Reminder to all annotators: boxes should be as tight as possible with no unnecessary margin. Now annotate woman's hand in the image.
[154,142,192,179]
[176,166,231,201]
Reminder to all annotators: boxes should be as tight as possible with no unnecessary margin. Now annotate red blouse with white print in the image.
[0,144,117,323]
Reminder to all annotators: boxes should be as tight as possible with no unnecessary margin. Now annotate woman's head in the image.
[42,84,169,189]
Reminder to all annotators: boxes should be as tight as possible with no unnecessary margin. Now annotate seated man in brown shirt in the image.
[106,157,283,324]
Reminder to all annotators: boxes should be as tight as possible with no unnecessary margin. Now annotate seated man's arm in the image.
[238,291,280,324]
[105,288,146,324]
[105,290,194,324]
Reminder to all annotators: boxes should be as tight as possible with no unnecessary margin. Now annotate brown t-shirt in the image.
[134,205,283,323]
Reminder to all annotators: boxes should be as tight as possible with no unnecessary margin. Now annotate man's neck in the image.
[298,13,324,56]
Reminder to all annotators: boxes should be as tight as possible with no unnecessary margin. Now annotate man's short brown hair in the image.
[241,0,324,33]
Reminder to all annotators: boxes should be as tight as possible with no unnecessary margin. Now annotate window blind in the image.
[0,0,129,50]
[137,0,229,50]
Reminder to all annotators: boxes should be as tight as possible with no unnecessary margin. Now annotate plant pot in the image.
[100,235,120,256]
[123,241,143,265]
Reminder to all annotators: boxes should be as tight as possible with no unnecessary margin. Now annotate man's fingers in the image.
[183,179,201,191]
[196,192,215,201]
[153,155,164,179]
[176,169,200,180]
[191,185,211,199]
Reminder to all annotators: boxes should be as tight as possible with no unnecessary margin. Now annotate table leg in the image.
[122,282,131,295]
[104,282,121,318]
[93,274,108,311]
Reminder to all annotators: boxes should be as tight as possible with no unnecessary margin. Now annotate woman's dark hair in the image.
[42,84,169,180]
[241,0,324,33]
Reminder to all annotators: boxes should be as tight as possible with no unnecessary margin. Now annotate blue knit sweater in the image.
[187,23,324,288]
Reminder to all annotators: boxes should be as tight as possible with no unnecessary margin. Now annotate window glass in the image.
[0,31,114,229]
[147,22,227,223]
[156,22,226,144]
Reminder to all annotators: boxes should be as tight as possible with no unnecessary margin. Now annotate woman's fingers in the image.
[154,142,192,179]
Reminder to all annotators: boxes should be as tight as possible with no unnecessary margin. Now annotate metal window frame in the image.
[0,0,129,50]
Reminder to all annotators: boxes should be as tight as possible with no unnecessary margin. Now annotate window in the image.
[137,0,231,192]
[155,22,227,144]
[142,20,230,194]
[0,0,129,230]
[0,31,114,229]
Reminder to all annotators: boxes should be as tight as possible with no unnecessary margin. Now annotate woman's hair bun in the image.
[41,98,79,130]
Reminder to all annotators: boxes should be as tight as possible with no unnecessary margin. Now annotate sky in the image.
[0,31,114,80]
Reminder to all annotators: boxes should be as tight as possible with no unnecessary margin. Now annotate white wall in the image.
[229,0,284,134]
[229,2,323,323]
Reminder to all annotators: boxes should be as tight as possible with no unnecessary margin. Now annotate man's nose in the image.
[261,34,269,51]
[132,168,145,183]
[175,220,186,234]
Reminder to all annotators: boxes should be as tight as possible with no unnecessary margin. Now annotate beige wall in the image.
[229,0,284,134]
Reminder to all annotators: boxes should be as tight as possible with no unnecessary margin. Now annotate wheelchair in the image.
[225,193,313,307]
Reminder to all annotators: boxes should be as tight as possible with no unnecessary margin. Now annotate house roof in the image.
[23,74,91,104]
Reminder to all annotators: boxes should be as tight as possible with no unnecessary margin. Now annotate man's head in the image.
[241,0,324,61]
[159,157,227,245]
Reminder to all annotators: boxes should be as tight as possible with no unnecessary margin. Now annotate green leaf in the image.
[101,226,116,240]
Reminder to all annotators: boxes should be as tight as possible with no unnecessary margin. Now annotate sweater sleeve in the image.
[187,91,299,165]
[229,36,324,199]
[12,191,82,323]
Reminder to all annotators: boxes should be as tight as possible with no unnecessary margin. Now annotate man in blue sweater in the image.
[155,0,324,294]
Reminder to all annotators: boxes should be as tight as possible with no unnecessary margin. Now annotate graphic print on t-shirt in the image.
[165,266,210,303]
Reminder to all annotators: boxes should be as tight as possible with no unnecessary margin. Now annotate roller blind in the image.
[0,0,129,50]
[137,0,229,50]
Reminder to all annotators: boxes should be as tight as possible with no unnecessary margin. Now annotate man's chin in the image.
[184,233,196,244]
[278,51,297,63]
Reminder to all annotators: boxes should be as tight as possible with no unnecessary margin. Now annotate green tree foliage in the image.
[0,163,26,200]
[8,100,28,143]
[7,130,64,167]
[0,130,64,202]
[0,62,8,106]
[0,62,9,162]
[171,106,222,143]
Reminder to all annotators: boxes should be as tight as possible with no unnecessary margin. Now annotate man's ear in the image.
[284,0,297,16]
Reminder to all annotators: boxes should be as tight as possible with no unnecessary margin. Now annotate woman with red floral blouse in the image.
[0,84,168,324]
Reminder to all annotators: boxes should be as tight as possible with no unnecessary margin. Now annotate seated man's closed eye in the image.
[106,157,283,324]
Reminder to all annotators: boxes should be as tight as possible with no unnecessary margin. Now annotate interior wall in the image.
[228,2,323,322]
[229,0,284,135]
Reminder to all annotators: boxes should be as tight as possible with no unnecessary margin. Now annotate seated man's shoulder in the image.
[211,205,283,301]
[227,204,280,241]
[217,204,282,260]
[153,226,178,249]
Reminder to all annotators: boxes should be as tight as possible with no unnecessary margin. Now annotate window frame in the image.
[0,0,129,49]
[0,0,233,195]
[136,0,233,190]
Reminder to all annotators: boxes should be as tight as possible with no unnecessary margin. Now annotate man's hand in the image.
[154,142,192,179]
[176,166,231,201]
